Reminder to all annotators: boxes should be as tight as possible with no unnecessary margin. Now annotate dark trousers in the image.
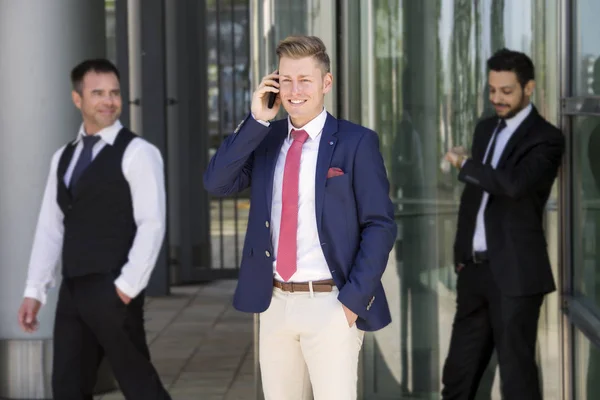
[441,262,544,400]
[52,274,171,400]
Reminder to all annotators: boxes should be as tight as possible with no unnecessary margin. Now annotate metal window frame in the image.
[558,0,574,397]
[566,296,600,349]
[562,96,600,116]
[559,0,600,398]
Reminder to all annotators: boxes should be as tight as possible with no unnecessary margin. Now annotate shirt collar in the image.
[287,108,328,141]
[74,120,123,145]
[504,103,532,130]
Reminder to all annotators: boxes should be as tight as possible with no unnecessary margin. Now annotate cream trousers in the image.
[259,287,365,400]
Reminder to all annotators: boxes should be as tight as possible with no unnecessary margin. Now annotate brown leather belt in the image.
[273,279,336,293]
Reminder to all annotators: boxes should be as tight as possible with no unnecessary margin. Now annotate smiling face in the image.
[277,55,332,128]
[72,71,122,134]
[488,70,535,119]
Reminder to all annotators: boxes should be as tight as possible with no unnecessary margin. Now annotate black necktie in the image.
[484,119,506,166]
[70,135,101,188]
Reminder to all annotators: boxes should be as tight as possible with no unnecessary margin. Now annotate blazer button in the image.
[265,250,271,257]
[265,221,270,228]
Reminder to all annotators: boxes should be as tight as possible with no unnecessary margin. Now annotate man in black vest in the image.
[17,59,171,400]
[442,49,565,399]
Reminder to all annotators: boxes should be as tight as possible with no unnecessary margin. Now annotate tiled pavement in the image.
[94,280,258,400]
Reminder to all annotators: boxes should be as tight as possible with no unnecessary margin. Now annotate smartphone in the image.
[267,71,279,109]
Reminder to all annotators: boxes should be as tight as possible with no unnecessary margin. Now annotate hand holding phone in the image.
[250,70,280,122]
[267,76,279,109]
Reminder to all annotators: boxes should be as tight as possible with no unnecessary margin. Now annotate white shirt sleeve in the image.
[23,147,66,304]
[251,113,271,127]
[114,139,166,298]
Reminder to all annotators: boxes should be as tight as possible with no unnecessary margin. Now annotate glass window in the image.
[354,0,561,398]
[206,0,252,268]
[575,330,600,399]
[249,0,337,115]
[572,0,600,96]
[572,115,600,307]
[207,0,251,137]
[570,1,600,396]
[105,0,116,63]
[571,0,600,311]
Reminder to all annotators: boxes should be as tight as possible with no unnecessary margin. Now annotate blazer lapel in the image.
[497,106,539,168]
[315,114,339,231]
[265,121,288,217]
[473,119,498,162]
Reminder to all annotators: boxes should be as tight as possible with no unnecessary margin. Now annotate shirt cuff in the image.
[461,158,469,168]
[114,275,140,299]
[251,113,270,127]
[24,286,47,305]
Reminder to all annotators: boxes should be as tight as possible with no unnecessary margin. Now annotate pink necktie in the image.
[276,129,309,281]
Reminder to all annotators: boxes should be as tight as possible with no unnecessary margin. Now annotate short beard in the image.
[496,93,529,119]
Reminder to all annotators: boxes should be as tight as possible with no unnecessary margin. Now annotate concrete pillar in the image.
[140,0,170,296]
[0,1,106,398]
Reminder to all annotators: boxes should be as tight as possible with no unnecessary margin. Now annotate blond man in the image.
[204,35,396,400]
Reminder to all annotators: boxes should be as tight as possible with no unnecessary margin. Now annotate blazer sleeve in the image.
[337,129,397,319]
[203,114,271,196]
[458,128,565,199]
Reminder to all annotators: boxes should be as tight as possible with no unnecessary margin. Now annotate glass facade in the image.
[572,0,600,312]
[355,1,560,398]
[251,0,568,399]
[206,0,252,270]
[90,0,600,398]
[575,328,600,399]
[98,0,600,398]
[569,0,600,399]
[105,0,116,62]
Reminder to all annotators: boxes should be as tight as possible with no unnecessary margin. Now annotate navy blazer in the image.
[203,112,397,331]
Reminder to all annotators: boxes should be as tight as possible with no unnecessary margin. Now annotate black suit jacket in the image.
[454,105,565,296]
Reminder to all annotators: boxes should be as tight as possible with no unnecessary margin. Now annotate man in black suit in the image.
[442,48,565,400]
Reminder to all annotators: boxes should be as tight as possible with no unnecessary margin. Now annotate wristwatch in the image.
[454,155,466,169]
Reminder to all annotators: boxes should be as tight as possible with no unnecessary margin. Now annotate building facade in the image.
[1,0,600,399]
[250,0,600,399]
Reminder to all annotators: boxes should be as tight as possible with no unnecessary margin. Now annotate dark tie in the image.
[70,135,101,188]
[484,119,506,166]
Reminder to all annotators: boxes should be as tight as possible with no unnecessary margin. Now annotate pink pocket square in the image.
[327,167,344,178]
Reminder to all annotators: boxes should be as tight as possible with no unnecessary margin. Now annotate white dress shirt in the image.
[472,103,532,251]
[24,120,166,304]
[269,108,332,282]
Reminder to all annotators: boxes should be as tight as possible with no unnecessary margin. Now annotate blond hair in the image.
[276,35,331,74]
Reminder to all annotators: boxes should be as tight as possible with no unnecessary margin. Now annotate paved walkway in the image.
[95,281,257,400]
